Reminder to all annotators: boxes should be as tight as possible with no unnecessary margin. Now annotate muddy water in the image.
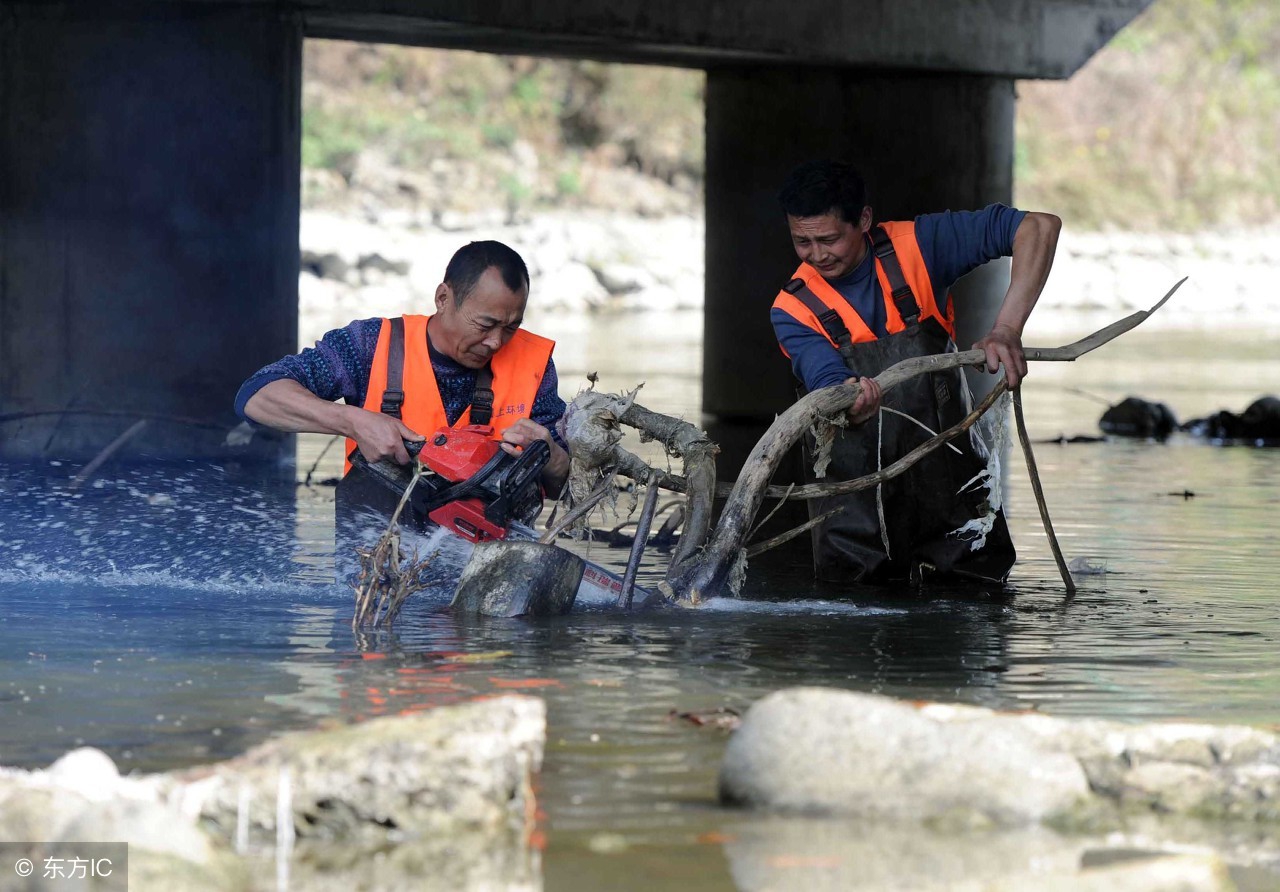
[2,313,1280,887]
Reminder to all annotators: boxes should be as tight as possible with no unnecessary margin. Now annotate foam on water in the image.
[691,597,908,617]
[0,565,331,600]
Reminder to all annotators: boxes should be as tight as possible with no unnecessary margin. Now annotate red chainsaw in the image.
[341,424,549,543]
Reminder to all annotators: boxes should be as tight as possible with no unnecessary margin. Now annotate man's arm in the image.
[244,379,422,465]
[972,211,1062,388]
[771,308,881,424]
[235,319,422,465]
[771,308,850,392]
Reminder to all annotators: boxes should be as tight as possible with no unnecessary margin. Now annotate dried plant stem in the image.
[352,463,436,629]
[304,435,341,486]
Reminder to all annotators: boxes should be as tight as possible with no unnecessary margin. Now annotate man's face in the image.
[429,266,528,368]
[787,207,872,280]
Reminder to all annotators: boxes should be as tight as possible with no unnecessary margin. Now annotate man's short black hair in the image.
[778,160,869,224]
[444,240,530,304]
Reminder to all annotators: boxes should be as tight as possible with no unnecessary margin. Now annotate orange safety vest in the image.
[771,220,955,357]
[343,315,554,473]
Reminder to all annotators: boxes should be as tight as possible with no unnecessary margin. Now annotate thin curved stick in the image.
[1013,390,1076,597]
[745,506,843,559]
[68,420,148,490]
[748,482,795,540]
[539,471,617,544]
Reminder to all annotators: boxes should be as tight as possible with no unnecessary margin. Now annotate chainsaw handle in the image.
[484,439,549,525]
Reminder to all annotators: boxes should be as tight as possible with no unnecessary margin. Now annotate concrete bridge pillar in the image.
[0,3,301,463]
[703,66,1016,476]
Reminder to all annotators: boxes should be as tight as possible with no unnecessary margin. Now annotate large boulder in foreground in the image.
[720,688,1280,827]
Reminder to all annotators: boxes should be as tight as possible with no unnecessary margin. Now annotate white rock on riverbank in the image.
[297,211,1280,348]
[298,209,704,345]
[1033,226,1280,332]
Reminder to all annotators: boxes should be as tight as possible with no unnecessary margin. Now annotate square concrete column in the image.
[704,65,1015,475]
[1,3,301,462]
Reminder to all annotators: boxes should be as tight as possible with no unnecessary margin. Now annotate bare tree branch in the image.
[665,280,1185,603]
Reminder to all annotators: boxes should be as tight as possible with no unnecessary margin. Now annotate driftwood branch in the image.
[780,380,1008,501]
[618,472,662,609]
[665,281,1185,604]
[563,388,718,581]
[352,463,435,629]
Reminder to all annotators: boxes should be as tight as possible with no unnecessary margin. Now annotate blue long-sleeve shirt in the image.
[234,318,568,446]
[771,204,1028,392]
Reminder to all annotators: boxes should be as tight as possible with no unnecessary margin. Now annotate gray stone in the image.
[592,262,652,295]
[300,249,350,281]
[719,688,1092,826]
[452,540,583,617]
[0,698,547,890]
[721,688,1280,827]
[357,251,411,276]
[537,260,610,311]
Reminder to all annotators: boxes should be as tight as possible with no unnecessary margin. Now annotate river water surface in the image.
[2,311,1279,888]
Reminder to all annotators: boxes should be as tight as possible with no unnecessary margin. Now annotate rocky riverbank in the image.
[11,687,1280,890]
[297,210,1280,348]
[0,697,544,891]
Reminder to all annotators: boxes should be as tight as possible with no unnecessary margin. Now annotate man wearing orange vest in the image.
[236,240,569,494]
[771,160,1061,586]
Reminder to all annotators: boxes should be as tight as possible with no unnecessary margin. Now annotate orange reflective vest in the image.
[343,315,554,473]
[771,221,955,357]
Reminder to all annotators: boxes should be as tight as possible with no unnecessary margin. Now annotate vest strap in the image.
[381,316,406,418]
[470,365,495,426]
[871,228,922,325]
[785,278,858,364]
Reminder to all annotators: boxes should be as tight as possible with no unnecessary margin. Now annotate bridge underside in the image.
[0,0,1149,469]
